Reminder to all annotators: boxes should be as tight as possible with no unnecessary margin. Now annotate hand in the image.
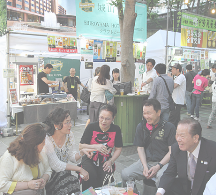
[38,178,46,189]
[27,179,43,190]
[147,164,160,179]
[141,82,144,88]
[143,166,149,178]
[96,144,109,155]
[156,193,162,195]
[81,149,94,159]
[80,168,89,181]
[103,160,113,172]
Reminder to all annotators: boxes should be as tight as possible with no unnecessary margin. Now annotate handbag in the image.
[159,76,175,111]
[80,82,90,103]
[113,81,132,95]
[6,167,44,195]
[105,90,114,101]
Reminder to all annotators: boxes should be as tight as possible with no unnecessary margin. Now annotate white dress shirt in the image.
[157,141,201,195]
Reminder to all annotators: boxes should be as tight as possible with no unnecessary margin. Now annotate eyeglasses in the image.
[99,116,112,122]
[63,120,72,125]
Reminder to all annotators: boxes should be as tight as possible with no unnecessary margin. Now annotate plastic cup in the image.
[126,181,134,195]
[120,89,124,96]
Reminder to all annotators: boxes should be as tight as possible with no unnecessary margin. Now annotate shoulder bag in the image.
[6,166,44,195]
[80,81,90,103]
[105,90,114,101]
[159,76,175,111]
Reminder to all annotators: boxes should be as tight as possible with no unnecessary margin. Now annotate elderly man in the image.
[141,59,157,93]
[121,99,176,193]
[156,118,216,195]
[63,68,85,100]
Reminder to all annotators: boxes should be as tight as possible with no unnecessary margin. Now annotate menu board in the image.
[20,65,33,85]
[9,89,18,104]
[47,36,77,53]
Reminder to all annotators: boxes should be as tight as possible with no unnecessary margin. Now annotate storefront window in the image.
[7,1,12,6]
[25,7,29,10]
[25,1,29,4]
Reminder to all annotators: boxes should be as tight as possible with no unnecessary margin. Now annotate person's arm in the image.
[174,83,179,88]
[41,77,57,84]
[80,83,86,88]
[137,147,149,178]
[147,146,171,179]
[63,82,68,92]
[79,143,109,155]
[103,147,122,172]
[142,70,157,87]
[105,80,117,94]
[148,79,157,99]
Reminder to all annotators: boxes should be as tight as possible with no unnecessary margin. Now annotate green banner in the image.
[44,58,80,81]
[76,0,147,42]
[181,12,216,32]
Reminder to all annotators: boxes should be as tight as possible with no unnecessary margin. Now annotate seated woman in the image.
[79,104,123,191]
[44,107,93,195]
[0,123,52,195]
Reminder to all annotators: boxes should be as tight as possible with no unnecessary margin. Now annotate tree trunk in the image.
[118,0,137,83]
[196,0,200,14]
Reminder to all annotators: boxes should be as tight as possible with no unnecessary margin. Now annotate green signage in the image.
[44,58,80,81]
[76,0,147,42]
[181,12,216,32]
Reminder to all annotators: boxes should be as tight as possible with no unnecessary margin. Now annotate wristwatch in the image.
[157,162,164,169]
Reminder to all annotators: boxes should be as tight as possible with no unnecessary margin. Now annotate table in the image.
[11,101,77,133]
[37,93,67,99]
[114,94,149,146]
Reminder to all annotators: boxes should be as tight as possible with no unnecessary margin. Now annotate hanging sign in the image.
[47,36,78,53]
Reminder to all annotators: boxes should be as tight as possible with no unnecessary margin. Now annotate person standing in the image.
[89,65,116,123]
[141,59,157,93]
[63,68,85,100]
[191,69,210,121]
[112,68,121,84]
[168,64,186,127]
[38,64,57,94]
[149,63,174,122]
[184,64,197,116]
[207,64,216,129]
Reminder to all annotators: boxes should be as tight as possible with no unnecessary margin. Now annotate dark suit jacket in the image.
[159,137,216,195]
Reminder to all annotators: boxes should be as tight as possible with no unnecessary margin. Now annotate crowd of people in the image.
[1,61,216,195]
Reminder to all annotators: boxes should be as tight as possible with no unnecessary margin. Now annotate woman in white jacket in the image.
[89,65,117,122]
[0,124,52,195]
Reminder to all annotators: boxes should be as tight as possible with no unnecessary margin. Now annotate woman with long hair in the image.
[0,124,52,195]
[89,65,116,122]
[112,68,120,84]
[43,107,93,195]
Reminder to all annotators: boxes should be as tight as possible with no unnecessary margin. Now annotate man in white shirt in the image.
[141,59,157,93]
[168,64,186,127]
[156,118,216,195]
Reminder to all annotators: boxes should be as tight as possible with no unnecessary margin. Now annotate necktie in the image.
[189,153,197,188]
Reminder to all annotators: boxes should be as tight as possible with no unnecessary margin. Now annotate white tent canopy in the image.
[145,30,181,64]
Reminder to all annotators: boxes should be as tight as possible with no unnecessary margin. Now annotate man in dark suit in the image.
[156,118,216,195]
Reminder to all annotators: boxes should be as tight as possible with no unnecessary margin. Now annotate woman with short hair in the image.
[0,124,52,195]
[79,104,123,191]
